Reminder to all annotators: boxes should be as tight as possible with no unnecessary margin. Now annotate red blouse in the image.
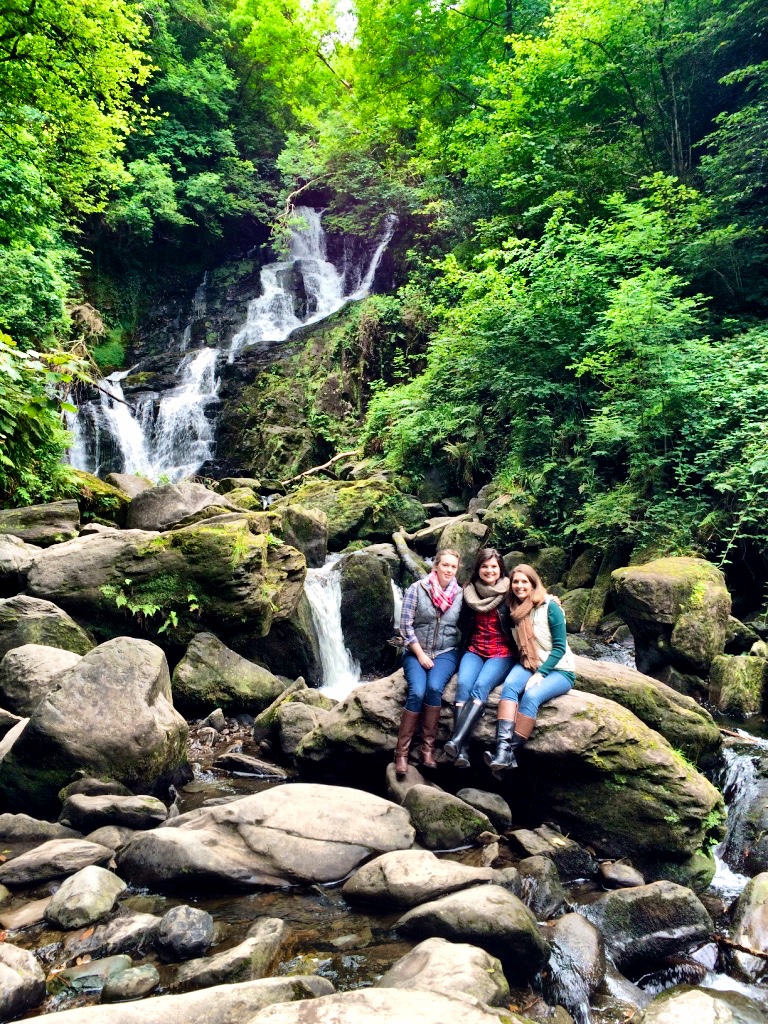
[468,610,514,659]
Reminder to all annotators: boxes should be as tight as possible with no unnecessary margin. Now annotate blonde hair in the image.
[509,563,547,607]
[434,547,461,567]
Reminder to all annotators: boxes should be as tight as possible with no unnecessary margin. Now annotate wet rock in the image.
[45,864,127,929]
[0,896,51,931]
[579,880,713,972]
[101,963,160,1002]
[60,794,169,832]
[277,702,331,756]
[726,616,762,655]
[171,917,288,991]
[0,535,41,596]
[340,551,395,674]
[510,824,597,881]
[213,752,288,777]
[0,838,114,887]
[0,643,83,716]
[172,633,291,716]
[0,705,22,740]
[65,911,161,959]
[126,482,240,531]
[117,784,414,889]
[376,936,509,1006]
[542,914,606,1022]
[278,505,328,568]
[611,556,731,676]
[249,594,322,685]
[573,654,721,764]
[566,548,602,590]
[518,855,568,920]
[725,871,768,982]
[709,654,768,717]
[0,637,188,816]
[642,987,767,1024]
[0,942,46,1018]
[0,499,80,546]
[402,785,493,850]
[36,977,333,1024]
[0,595,94,660]
[245,987,509,1024]
[0,812,81,842]
[397,884,549,982]
[437,518,489,584]
[598,861,645,889]
[385,761,433,804]
[156,904,214,961]
[104,473,153,499]
[341,849,497,908]
[85,826,137,853]
[49,954,133,995]
[561,589,592,633]
[456,788,513,833]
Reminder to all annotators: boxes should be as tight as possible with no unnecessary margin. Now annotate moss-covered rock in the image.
[249,592,322,685]
[565,548,602,590]
[340,551,395,674]
[71,471,131,527]
[402,786,493,850]
[274,478,424,549]
[709,654,768,717]
[529,546,568,588]
[0,500,80,547]
[277,505,328,568]
[223,487,261,511]
[612,556,731,677]
[437,519,489,584]
[482,492,533,550]
[561,589,592,633]
[0,596,94,660]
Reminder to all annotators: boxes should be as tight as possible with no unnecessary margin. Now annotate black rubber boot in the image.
[484,718,518,770]
[444,701,484,761]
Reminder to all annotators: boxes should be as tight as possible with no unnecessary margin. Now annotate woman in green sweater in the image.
[485,562,574,772]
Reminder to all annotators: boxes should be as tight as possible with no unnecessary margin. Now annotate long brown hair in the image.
[508,563,547,608]
[470,547,505,585]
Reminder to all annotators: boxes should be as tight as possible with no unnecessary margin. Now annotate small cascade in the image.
[303,557,361,701]
[711,745,761,896]
[68,371,152,477]
[391,580,404,630]
[192,271,208,319]
[227,207,396,362]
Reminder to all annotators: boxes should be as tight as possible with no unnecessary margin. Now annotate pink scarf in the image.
[427,570,459,613]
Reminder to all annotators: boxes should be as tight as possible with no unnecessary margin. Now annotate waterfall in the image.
[227,207,396,362]
[303,557,361,701]
[68,372,153,477]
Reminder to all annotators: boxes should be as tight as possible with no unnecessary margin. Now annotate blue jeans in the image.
[499,663,573,718]
[403,649,460,712]
[456,652,516,704]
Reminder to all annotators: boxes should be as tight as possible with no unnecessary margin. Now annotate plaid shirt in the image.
[399,580,423,646]
[468,609,515,659]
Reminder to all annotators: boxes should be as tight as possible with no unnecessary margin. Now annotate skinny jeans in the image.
[403,649,460,712]
[456,652,516,705]
[499,663,573,718]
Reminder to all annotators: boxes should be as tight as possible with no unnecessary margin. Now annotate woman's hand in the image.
[524,672,543,692]
[417,652,435,670]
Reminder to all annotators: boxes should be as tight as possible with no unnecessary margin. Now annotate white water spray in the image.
[303,557,361,701]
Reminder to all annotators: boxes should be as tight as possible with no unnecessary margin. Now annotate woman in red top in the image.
[443,548,516,767]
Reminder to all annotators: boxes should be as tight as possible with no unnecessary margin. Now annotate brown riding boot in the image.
[419,704,442,769]
[394,709,421,776]
[514,713,536,742]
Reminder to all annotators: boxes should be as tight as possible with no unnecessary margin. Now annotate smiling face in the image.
[511,570,534,602]
[435,552,459,588]
[478,557,502,585]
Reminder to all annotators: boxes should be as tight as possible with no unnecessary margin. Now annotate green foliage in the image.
[90,331,127,373]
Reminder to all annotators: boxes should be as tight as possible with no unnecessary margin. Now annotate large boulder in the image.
[172,633,291,715]
[573,654,721,764]
[0,535,41,596]
[0,643,82,716]
[342,849,498,908]
[541,913,605,1022]
[0,942,46,1019]
[397,884,549,982]
[246,988,512,1024]
[59,793,168,832]
[44,864,127,929]
[72,470,131,526]
[0,595,94,659]
[0,637,188,815]
[709,654,768,717]
[273,478,425,548]
[105,473,153,499]
[26,516,305,646]
[0,838,114,887]
[724,871,768,982]
[642,988,768,1024]
[375,936,510,1006]
[249,593,322,686]
[579,880,713,972]
[126,482,240,531]
[170,917,288,992]
[339,551,395,674]
[437,518,489,584]
[116,783,414,890]
[277,505,328,568]
[0,499,79,546]
[276,702,332,756]
[402,785,493,850]
[611,556,731,676]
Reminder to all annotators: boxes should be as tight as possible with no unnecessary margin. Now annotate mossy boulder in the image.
[0,500,80,547]
[171,633,292,716]
[126,482,241,532]
[611,556,731,677]
[340,551,395,674]
[0,596,94,660]
[273,479,425,549]
[402,786,493,850]
[709,654,768,717]
[71,470,131,527]
[573,655,721,764]
[437,519,489,584]
[277,505,328,568]
[223,487,261,511]
[725,872,768,982]
[249,593,322,685]
[25,515,305,647]
[482,492,532,550]
[561,589,592,633]
[565,548,602,590]
[529,546,568,588]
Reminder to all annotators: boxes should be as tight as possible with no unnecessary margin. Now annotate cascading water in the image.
[303,557,362,702]
[227,207,396,362]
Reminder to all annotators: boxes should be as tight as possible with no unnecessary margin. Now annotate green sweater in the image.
[539,601,576,682]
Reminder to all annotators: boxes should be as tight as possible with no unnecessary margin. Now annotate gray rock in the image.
[456,789,513,833]
[397,884,549,982]
[510,824,597,881]
[246,988,508,1024]
[0,535,41,595]
[249,595,322,687]
[213,752,288,778]
[156,904,214,961]
[342,849,497,908]
[201,708,227,731]
[0,942,46,1018]
[724,871,768,982]
[709,654,768,717]
[579,880,713,971]
[402,785,493,850]
[542,913,606,1022]
[49,954,133,995]
[599,861,645,889]
[277,701,331,756]
[0,812,81,842]
[0,705,22,741]
[518,855,568,919]
[85,826,137,853]
[642,987,767,1024]
[340,551,395,674]
[385,761,434,804]
[0,595,94,660]
[561,589,592,632]
[0,637,188,816]
[726,616,762,654]
[0,838,114,887]
[0,896,51,930]
[0,643,82,715]
[566,548,602,590]
[437,518,489,584]
[171,917,288,991]
[61,777,134,799]
[0,499,79,546]
[101,963,160,1002]
[65,911,161,959]
[278,505,328,568]
[376,936,509,1006]
[126,482,240,532]
[60,794,169,832]
[104,473,153,498]
[46,864,127,929]
[118,783,414,890]
[173,633,290,716]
